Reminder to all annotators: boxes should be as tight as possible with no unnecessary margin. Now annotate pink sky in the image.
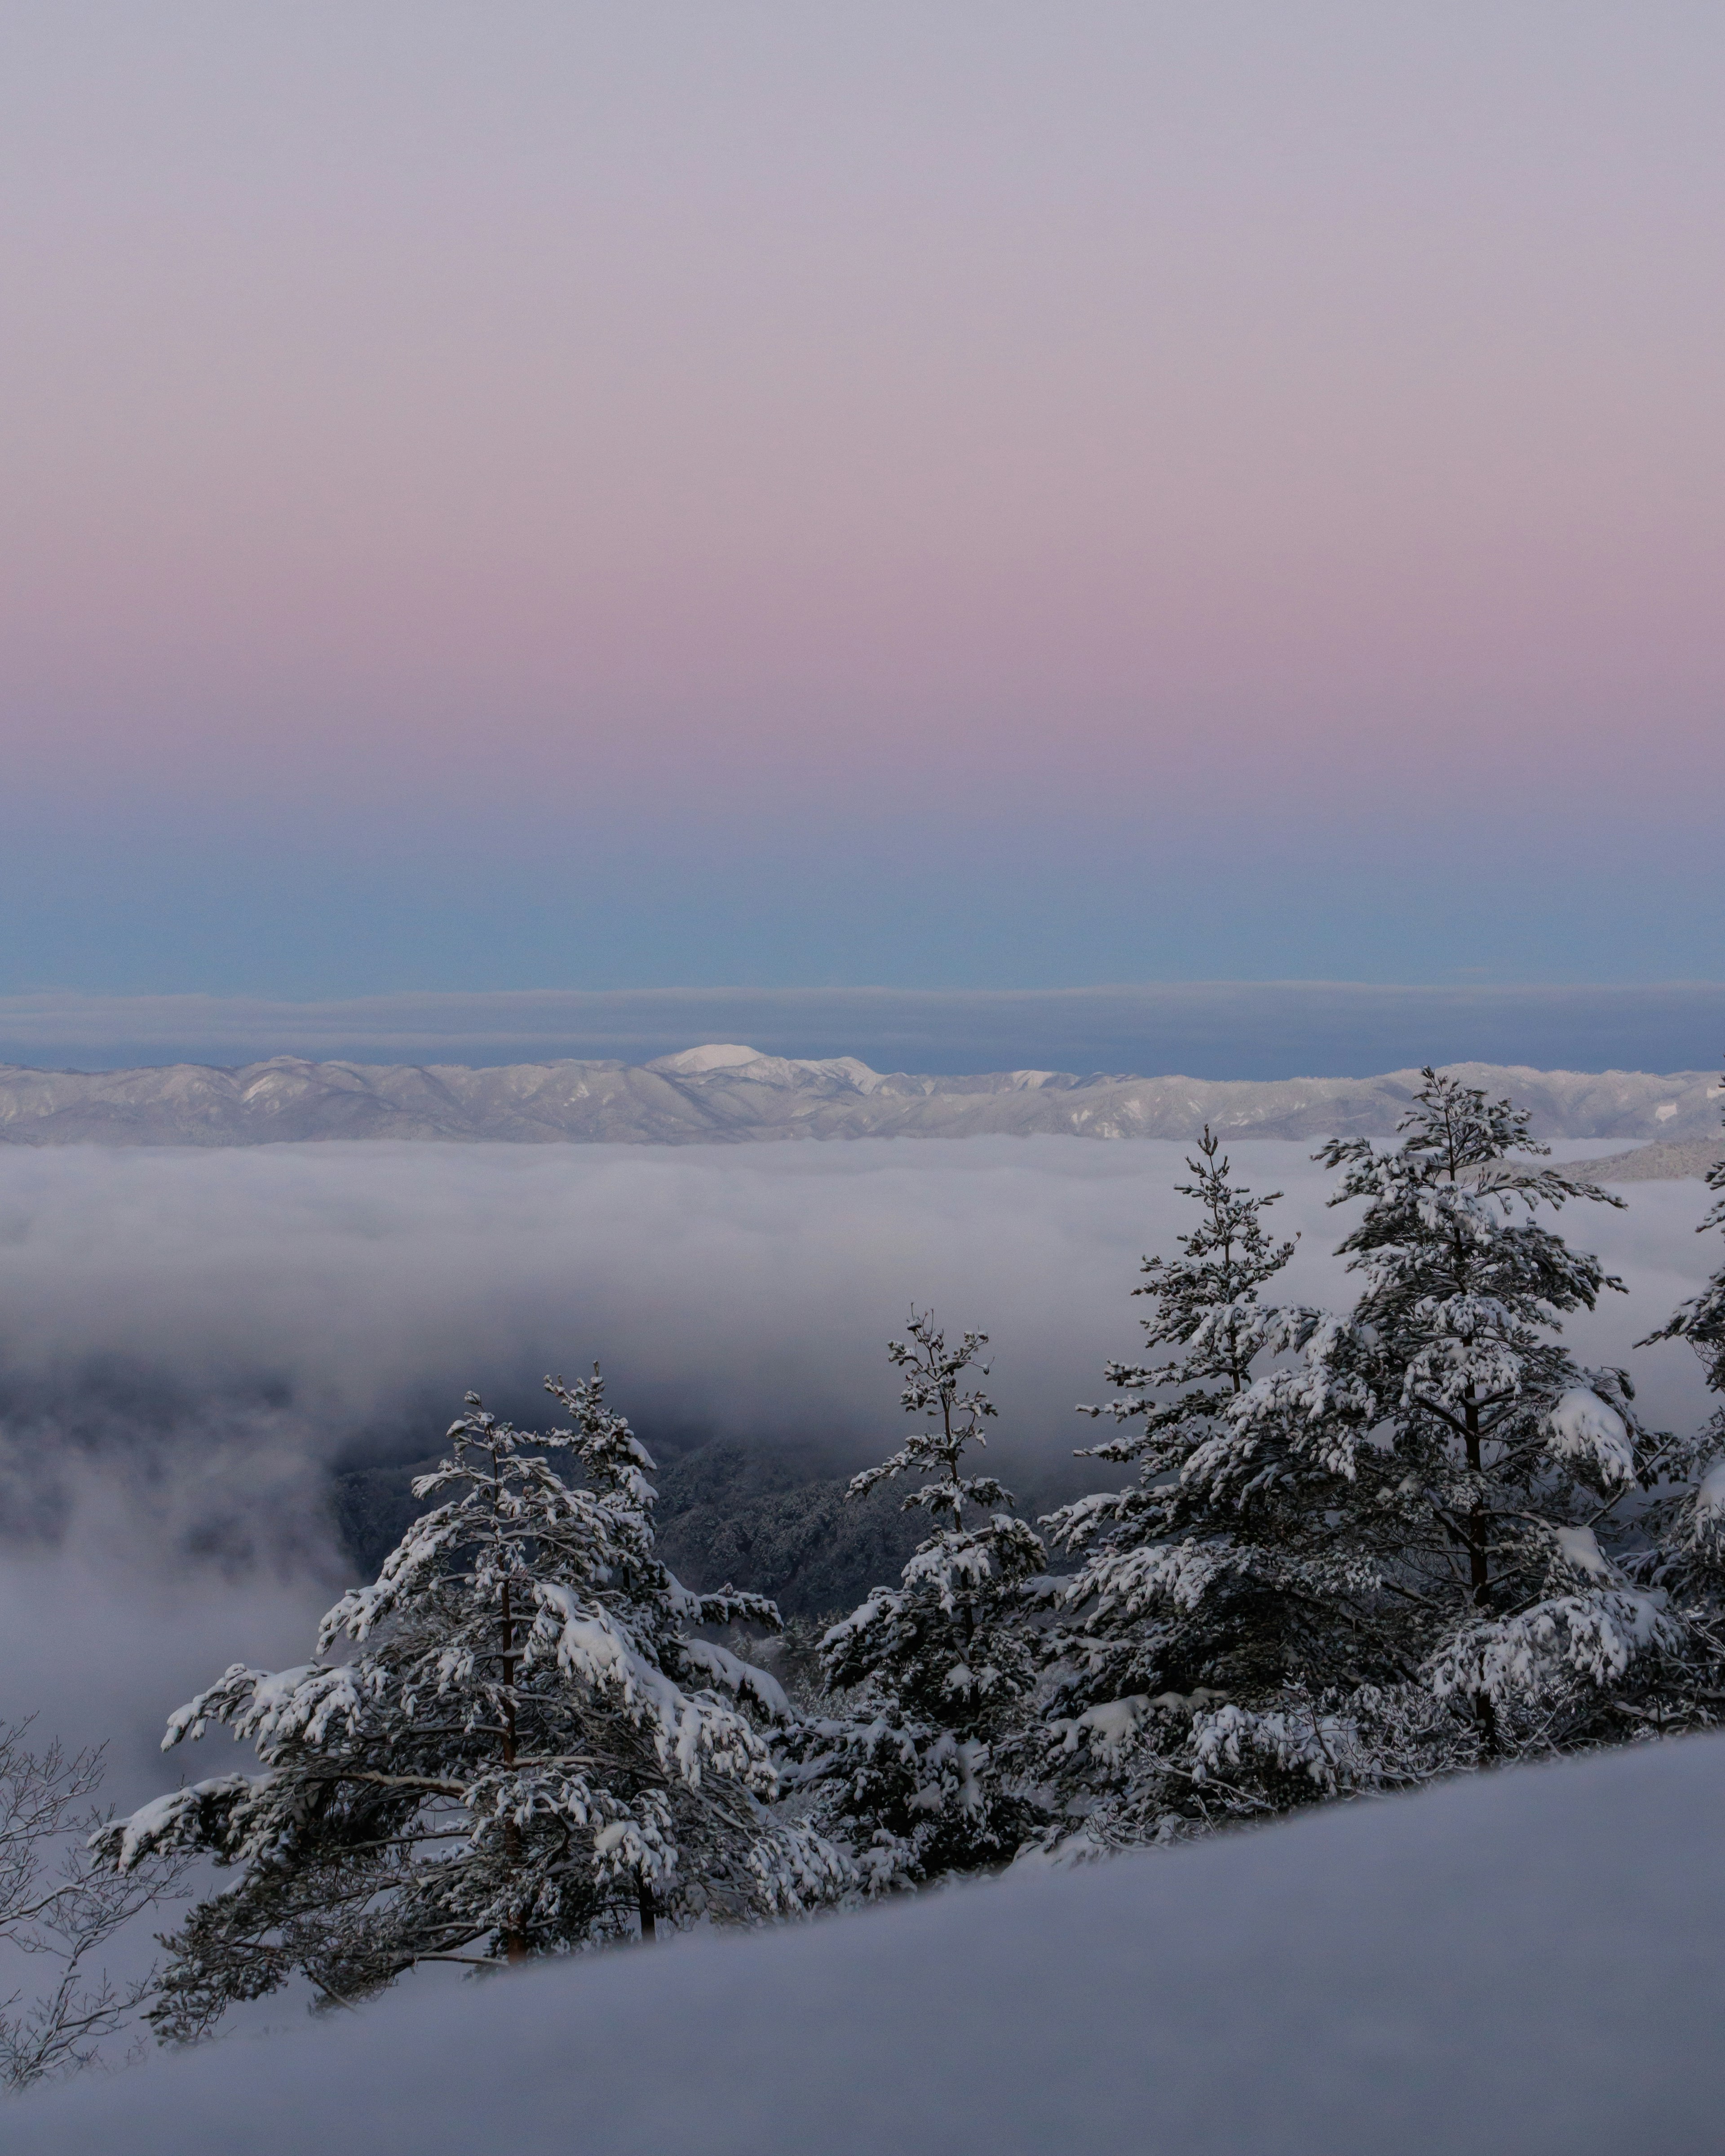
[0,5,1719,990]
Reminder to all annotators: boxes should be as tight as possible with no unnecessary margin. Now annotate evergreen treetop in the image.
[1626,1066,1725,1733]
[1640,1066,1725,1415]
[1035,1075,1692,1848]
[1309,1069,1678,1748]
[96,1370,846,2038]
[790,1312,1046,1886]
[1035,1132,1344,1848]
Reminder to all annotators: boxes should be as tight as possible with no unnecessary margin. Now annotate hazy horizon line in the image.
[0,983,1720,1084]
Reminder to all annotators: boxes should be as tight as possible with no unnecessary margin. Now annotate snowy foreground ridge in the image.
[0,1047,1719,1147]
[18,1737,1725,2156]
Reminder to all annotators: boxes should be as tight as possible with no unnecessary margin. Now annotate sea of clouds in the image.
[0,1137,1715,1801]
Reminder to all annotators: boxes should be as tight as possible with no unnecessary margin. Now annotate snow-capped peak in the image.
[647,1045,885,1093]
[649,1044,770,1074]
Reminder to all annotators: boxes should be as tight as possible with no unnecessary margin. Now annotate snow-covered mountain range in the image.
[0,1043,1718,1148]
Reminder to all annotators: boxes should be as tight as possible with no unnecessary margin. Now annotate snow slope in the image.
[0,1051,1716,1147]
[14,1735,1725,2155]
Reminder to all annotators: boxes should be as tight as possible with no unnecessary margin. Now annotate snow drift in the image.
[13,1733,1725,2155]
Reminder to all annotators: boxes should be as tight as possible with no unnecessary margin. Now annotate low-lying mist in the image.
[0,1136,1714,1795]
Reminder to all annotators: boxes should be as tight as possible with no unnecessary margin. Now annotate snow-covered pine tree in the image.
[94,1371,846,2039]
[1037,1078,1685,1850]
[1640,1070,1725,1436]
[788,1312,1046,1886]
[1302,1068,1681,1760]
[1033,1129,1365,1850]
[1628,1068,1725,1727]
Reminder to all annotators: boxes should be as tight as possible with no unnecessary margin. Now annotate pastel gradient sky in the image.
[2,3,1720,996]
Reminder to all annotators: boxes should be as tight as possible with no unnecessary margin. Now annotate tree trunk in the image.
[637,1874,656,1943]
[1463,1396,1498,1757]
[500,1579,527,1965]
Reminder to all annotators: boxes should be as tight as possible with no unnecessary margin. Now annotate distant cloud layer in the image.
[2,983,1722,1080]
[0,1137,1712,1793]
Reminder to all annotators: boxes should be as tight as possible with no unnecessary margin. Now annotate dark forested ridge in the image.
[330,1437,933,1619]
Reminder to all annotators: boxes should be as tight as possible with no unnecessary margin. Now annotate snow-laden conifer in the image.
[1641,1069,1725,1431]
[1031,1130,1376,1848]
[1627,1069,1725,1727]
[1036,1080,1685,1848]
[1307,1069,1681,1753]
[94,1371,847,2037]
[788,1313,1046,1885]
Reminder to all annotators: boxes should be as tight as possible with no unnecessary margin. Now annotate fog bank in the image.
[0,1138,1714,1792]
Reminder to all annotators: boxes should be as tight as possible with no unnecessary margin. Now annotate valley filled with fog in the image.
[0,1133,1714,1804]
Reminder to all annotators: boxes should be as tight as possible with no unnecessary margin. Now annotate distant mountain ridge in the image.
[0,1045,1718,1147]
